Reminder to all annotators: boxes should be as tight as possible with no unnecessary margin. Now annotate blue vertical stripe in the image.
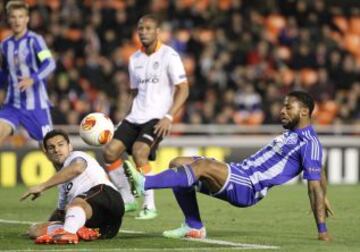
[1,31,55,111]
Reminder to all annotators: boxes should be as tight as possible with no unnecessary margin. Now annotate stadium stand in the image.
[0,0,359,145]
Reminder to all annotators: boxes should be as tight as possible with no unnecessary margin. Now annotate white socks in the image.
[63,206,86,234]
[108,165,136,204]
[143,189,156,210]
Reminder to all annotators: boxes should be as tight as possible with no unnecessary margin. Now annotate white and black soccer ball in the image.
[79,112,114,146]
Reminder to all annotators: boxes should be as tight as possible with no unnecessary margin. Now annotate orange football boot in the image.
[77,226,100,241]
[51,228,79,244]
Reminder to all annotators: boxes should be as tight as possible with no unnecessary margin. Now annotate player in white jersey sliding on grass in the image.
[21,129,125,244]
[124,91,334,241]
[103,14,189,220]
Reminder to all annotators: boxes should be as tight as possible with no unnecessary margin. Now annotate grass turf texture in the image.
[0,185,359,251]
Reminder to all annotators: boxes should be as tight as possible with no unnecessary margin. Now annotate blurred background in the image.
[0,0,359,186]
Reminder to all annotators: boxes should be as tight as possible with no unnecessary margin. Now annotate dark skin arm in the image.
[320,169,334,217]
[308,178,332,241]
[154,81,189,137]
[122,89,138,118]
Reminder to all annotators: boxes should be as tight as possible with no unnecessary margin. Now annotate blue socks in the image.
[144,165,203,229]
[144,165,197,190]
[173,186,203,229]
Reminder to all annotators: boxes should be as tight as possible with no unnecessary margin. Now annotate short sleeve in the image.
[167,52,187,85]
[301,140,323,180]
[128,57,138,89]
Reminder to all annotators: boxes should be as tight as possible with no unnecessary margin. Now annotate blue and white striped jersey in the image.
[230,125,323,200]
[0,30,55,110]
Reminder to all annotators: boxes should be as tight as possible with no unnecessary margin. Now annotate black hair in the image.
[43,129,70,149]
[287,90,315,116]
[139,14,161,27]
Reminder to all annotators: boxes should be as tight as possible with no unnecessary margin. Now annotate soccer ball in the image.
[79,112,114,146]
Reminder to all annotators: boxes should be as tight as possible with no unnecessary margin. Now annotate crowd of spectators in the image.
[0,0,359,132]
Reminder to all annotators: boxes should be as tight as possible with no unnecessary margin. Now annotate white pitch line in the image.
[184,238,279,249]
[0,248,264,252]
[0,219,36,225]
[0,218,278,250]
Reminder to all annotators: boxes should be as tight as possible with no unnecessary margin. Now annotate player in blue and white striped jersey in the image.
[0,1,56,145]
[124,90,334,241]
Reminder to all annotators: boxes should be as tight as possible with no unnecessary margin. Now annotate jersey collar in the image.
[140,40,162,55]
[292,125,314,134]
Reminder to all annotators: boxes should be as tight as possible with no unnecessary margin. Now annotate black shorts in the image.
[77,184,124,239]
[114,119,163,161]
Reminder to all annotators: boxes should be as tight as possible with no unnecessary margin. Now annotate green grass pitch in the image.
[0,185,359,251]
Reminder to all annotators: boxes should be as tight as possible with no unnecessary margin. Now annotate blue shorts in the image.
[198,163,257,207]
[0,105,53,141]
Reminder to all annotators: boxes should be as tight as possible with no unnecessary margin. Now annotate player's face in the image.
[280,96,302,130]
[137,18,159,47]
[8,8,29,36]
[44,135,72,168]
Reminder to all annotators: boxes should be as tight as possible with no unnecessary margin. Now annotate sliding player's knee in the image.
[192,159,222,179]
[169,157,190,168]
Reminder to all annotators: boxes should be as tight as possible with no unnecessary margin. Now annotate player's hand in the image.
[307,197,334,218]
[154,117,172,138]
[20,185,45,201]
[324,197,335,217]
[318,232,332,241]
[18,77,34,92]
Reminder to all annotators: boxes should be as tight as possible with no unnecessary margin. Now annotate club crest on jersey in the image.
[272,135,285,154]
[153,61,159,70]
[285,133,298,145]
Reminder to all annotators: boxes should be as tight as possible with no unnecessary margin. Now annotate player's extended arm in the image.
[168,81,189,117]
[123,89,138,117]
[307,179,331,241]
[18,37,56,91]
[320,169,334,217]
[20,159,86,201]
[48,208,65,222]
[154,81,189,137]
[18,56,56,92]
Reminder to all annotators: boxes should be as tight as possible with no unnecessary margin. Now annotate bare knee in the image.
[191,159,221,178]
[132,142,150,165]
[103,140,124,163]
[0,121,12,144]
[169,157,195,168]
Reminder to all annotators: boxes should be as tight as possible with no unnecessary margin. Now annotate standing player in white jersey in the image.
[125,91,334,241]
[0,1,56,146]
[103,14,189,220]
[21,130,125,244]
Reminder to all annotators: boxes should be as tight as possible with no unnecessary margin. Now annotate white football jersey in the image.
[57,151,117,210]
[126,43,187,124]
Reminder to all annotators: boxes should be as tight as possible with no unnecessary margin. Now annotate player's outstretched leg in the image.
[124,161,158,220]
[124,161,145,196]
